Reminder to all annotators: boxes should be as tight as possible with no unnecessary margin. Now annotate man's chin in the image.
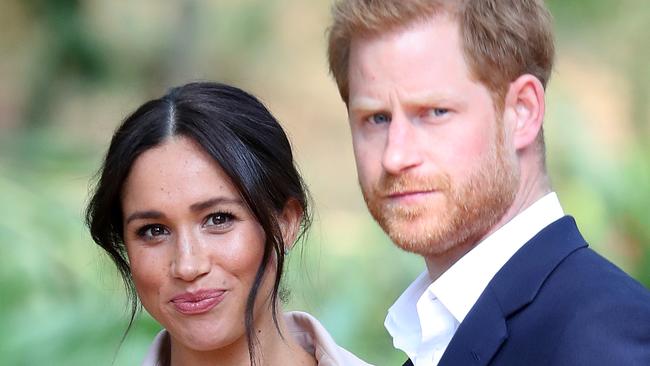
[380,221,457,257]
[390,235,456,257]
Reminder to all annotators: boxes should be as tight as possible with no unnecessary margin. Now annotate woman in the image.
[86,82,371,366]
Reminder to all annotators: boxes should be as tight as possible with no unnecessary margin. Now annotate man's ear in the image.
[504,74,546,151]
[278,198,303,251]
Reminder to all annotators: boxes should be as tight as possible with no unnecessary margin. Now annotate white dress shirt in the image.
[385,193,565,366]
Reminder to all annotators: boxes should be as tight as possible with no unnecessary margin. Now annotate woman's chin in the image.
[174,329,239,353]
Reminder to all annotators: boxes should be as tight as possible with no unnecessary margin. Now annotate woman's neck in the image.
[169,308,317,366]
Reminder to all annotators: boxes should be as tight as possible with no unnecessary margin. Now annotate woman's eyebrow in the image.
[189,197,243,212]
[125,210,165,225]
[124,197,244,225]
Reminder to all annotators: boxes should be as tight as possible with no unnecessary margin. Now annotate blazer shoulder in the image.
[549,246,650,306]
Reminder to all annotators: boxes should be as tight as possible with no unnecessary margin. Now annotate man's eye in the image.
[137,225,169,239]
[205,212,234,227]
[428,108,449,117]
[367,113,391,124]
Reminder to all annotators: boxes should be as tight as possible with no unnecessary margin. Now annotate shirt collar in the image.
[285,311,372,365]
[384,270,432,356]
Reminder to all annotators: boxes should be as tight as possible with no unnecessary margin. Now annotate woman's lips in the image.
[171,289,226,315]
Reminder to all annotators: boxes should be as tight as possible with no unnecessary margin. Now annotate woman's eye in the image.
[367,112,391,125]
[137,225,169,239]
[205,212,234,228]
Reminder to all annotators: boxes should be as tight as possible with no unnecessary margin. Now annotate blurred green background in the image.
[0,0,648,365]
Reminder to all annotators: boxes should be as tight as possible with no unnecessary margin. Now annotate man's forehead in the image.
[348,12,458,52]
[347,17,463,74]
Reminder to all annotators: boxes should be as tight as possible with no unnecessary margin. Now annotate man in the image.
[326,1,650,365]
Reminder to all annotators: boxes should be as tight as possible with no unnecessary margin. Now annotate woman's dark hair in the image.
[85,82,311,365]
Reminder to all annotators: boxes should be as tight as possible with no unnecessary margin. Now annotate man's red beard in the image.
[361,137,519,258]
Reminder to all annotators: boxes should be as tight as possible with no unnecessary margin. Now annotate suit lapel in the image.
[437,287,507,365]
[438,216,587,365]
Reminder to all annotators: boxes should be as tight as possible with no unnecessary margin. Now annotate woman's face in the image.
[121,136,275,352]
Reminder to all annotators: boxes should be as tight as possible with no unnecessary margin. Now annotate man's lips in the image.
[385,189,438,200]
[170,289,226,315]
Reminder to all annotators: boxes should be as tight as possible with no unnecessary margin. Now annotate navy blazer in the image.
[403,216,650,366]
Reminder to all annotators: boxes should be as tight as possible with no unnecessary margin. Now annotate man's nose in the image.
[170,231,210,282]
[382,112,422,174]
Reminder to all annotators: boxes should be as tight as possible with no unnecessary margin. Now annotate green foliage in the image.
[1,0,648,364]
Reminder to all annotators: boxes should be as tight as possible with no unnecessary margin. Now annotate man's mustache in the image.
[373,173,450,196]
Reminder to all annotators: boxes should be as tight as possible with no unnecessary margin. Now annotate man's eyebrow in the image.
[348,97,385,114]
[125,210,165,225]
[405,91,458,106]
[348,92,460,114]
[189,197,244,212]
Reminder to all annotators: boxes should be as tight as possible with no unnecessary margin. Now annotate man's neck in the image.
[425,173,551,281]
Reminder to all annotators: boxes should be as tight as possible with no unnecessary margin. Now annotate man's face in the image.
[347,16,520,258]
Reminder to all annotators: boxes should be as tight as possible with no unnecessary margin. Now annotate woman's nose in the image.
[170,231,210,282]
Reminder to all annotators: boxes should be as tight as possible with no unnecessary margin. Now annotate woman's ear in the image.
[504,74,546,151]
[278,198,303,252]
